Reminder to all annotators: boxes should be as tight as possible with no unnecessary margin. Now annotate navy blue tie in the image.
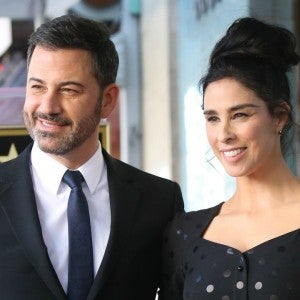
[63,170,94,300]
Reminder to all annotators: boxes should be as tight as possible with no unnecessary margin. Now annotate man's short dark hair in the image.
[27,14,119,88]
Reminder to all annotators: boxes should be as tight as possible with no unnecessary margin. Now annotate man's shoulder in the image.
[103,149,178,186]
[0,144,31,177]
[103,149,184,212]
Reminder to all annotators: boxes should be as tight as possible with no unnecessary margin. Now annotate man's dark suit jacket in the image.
[0,143,184,300]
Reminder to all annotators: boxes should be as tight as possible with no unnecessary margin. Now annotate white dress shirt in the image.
[30,142,111,292]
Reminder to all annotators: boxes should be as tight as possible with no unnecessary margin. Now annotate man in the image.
[0,15,184,300]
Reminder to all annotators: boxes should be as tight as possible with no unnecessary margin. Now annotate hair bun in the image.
[210,17,300,73]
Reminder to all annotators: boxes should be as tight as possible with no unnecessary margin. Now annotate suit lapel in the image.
[88,149,141,299]
[0,145,66,300]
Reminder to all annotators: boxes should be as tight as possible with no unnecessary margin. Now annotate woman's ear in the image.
[274,101,291,134]
[100,83,119,119]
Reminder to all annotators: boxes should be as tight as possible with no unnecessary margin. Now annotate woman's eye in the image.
[206,116,219,122]
[233,112,248,119]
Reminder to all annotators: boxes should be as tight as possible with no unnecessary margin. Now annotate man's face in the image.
[24,46,102,156]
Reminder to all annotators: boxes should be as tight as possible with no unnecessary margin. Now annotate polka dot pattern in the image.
[255,281,263,290]
[206,284,214,293]
[236,281,244,289]
[161,203,300,299]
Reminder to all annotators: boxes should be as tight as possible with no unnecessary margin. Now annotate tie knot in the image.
[62,170,84,189]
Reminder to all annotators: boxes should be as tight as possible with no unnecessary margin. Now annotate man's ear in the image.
[101,83,119,118]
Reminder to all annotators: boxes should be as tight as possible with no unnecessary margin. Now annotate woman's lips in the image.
[222,147,246,158]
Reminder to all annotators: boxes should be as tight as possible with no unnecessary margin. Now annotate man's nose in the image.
[39,92,62,114]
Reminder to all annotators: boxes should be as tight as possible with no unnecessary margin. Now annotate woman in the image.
[160,17,300,299]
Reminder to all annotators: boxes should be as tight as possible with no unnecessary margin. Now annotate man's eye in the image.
[31,85,43,90]
[61,88,78,95]
[31,85,45,92]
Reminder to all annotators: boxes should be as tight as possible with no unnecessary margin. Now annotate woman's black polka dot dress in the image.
[161,203,300,300]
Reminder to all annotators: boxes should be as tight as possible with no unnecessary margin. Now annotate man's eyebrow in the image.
[28,78,85,89]
[58,81,85,89]
[203,103,260,115]
[28,77,45,84]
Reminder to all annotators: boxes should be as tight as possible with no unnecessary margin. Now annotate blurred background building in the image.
[0,0,299,211]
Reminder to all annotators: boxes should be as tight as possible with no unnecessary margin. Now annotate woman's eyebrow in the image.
[203,103,260,115]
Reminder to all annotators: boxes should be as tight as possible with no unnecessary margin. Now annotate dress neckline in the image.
[201,226,300,254]
[200,202,300,254]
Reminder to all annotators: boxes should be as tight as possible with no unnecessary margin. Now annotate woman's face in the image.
[203,78,283,177]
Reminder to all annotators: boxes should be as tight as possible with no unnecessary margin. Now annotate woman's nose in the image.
[217,121,236,143]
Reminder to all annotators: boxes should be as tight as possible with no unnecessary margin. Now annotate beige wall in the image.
[141,0,173,179]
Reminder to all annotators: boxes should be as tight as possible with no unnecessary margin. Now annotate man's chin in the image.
[36,138,70,155]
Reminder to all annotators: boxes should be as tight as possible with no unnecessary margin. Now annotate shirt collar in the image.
[30,142,105,195]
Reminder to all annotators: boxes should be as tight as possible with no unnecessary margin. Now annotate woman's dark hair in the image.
[27,14,119,89]
[200,17,300,154]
